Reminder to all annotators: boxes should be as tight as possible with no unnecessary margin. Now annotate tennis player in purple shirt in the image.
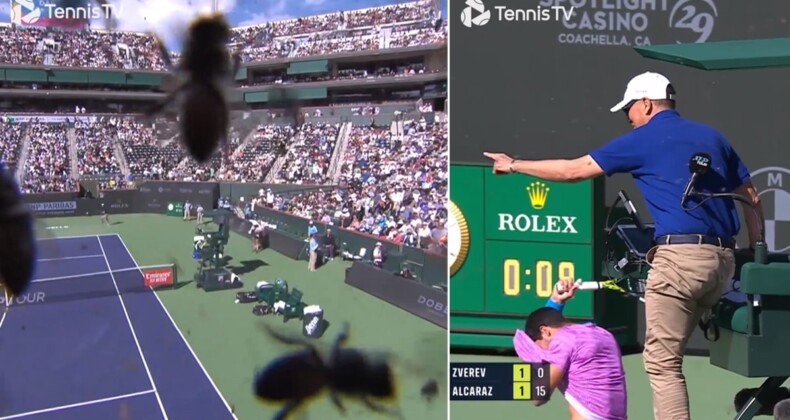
[514,279,627,420]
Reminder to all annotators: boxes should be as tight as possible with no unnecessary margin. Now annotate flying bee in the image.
[0,166,36,297]
[420,379,439,402]
[254,323,403,420]
[146,13,240,164]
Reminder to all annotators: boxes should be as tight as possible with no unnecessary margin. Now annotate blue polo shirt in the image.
[590,110,750,239]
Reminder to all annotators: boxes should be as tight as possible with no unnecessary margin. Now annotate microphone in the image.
[681,152,712,207]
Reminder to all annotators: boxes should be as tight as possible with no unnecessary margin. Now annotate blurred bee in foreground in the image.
[147,13,240,163]
[255,323,403,420]
[0,166,35,297]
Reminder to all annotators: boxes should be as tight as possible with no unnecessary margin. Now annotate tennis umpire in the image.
[484,72,763,420]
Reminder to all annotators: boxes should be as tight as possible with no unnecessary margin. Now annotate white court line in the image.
[37,254,104,262]
[97,236,169,420]
[30,264,170,284]
[36,234,111,241]
[31,268,138,284]
[0,389,155,420]
[114,234,238,419]
[0,288,8,330]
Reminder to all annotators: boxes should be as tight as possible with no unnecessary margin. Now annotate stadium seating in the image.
[20,122,76,193]
[1,1,448,249]
[0,1,445,70]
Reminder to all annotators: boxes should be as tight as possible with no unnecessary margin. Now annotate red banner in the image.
[143,268,173,288]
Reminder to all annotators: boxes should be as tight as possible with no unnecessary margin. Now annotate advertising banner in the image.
[166,202,184,217]
[345,261,447,329]
[136,181,219,213]
[26,200,77,216]
[483,171,594,244]
[142,267,174,288]
[99,190,134,215]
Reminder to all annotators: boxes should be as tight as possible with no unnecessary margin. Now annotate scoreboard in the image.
[450,363,550,401]
[449,163,638,350]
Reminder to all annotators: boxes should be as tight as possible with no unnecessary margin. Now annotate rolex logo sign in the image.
[496,181,578,235]
[527,182,549,210]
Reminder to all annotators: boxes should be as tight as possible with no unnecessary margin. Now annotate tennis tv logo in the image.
[460,0,574,28]
[460,0,491,28]
[9,0,121,24]
[10,0,41,25]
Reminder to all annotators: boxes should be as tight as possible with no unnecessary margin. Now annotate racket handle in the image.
[555,279,585,293]
[576,281,602,291]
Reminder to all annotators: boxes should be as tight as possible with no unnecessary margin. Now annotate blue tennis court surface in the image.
[0,234,236,420]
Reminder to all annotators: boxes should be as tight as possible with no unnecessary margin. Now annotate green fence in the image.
[287,60,329,75]
[0,66,164,87]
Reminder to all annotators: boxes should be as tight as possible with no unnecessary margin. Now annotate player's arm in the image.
[733,180,763,248]
[484,133,643,183]
[510,155,604,183]
[544,278,579,313]
[725,144,763,248]
[533,365,565,406]
[483,153,604,183]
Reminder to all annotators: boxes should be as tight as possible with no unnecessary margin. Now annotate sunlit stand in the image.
[618,39,790,420]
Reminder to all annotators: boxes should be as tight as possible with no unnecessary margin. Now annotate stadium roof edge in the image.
[634,38,790,70]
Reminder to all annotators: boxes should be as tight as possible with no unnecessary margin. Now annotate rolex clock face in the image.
[448,201,470,276]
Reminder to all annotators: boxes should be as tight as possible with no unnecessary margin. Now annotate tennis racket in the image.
[557,278,646,302]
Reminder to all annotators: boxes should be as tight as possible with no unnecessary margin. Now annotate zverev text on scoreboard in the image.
[450,362,550,401]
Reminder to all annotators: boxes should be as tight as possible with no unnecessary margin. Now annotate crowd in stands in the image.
[5,111,447,250]
[0,123,25,173]
[21,122,76,193]
[333,120,447,248]
[237,21,446,63]
[242,62,438,88]
[0,1,443,70]
[230,0,437,45]
[74,118,123,176]
[120,119,184,180]
[242,119,447,250]
[0,26,165,70]
[217,125,292,183]
[274,123,338,185]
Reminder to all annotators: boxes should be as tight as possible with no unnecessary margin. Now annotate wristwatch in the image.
[509,159,517,174]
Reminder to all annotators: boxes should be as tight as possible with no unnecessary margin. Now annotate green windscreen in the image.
[287,60,329,75]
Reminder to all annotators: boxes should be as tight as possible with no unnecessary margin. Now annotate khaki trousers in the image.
[308,251,317,271]
[643,244,735,420]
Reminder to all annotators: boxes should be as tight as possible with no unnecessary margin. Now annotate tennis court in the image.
[0,234,236,420]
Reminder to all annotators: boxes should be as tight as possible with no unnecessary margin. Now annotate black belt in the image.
[655,234,735,249]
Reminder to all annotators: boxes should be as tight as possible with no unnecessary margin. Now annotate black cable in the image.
[682,191,766,244]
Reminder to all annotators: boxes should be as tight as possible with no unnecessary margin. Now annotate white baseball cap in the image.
[610,72,676,113]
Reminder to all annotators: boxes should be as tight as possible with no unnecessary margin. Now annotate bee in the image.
[0,166,35,297]
[254,323,403,420]
[146,13,240,164]
[420,379,439,402]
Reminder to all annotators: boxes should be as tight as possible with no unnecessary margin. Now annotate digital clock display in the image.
[503,259,576,298]
[484,241,594,318]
